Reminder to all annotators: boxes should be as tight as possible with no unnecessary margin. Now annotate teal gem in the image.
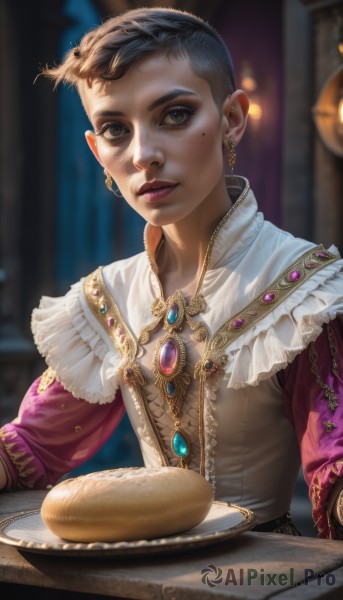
[167,381,175,397]
[167,302,179,326]
[172,431,189,458]
[100,304,107,314]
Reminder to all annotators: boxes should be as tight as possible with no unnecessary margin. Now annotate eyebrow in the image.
[92,89,197,121]
[147,89,197,111]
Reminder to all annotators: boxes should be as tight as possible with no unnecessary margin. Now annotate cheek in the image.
[188,129,224,170]
[100,147,131,180]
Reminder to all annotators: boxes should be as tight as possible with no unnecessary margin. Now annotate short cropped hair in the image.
[43,7,236,105]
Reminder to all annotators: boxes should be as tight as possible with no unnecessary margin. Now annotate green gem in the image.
[100,304,107,314]
[172,431,189,458]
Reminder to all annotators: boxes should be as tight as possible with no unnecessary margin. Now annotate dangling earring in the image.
[226,138,236,177]
[104,169,123,198]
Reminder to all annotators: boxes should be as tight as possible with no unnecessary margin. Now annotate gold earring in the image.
[226,138,236,176]
[104,169,123,198]
[104,169,113,192]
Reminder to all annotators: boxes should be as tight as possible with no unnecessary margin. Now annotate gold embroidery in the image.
[337,490,343,525]
[37,367,57,394]
[327,322,339,377]
[0,429,37,488]
[323,420,337,433]
[198,246,338,379]
[84,269,137,361]
[309,344,338,413]
[139,290,207,346]
[311,460,343,538]
[84,269,165,464]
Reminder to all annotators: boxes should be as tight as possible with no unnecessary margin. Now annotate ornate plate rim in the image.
[0,501,257,557]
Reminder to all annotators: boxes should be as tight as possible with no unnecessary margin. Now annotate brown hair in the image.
[43,7,236,105]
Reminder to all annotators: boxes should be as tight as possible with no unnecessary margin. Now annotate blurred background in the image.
[1,0,343,537]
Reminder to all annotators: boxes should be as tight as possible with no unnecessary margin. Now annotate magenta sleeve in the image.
[281,317,343,539]
[0,376,126,490]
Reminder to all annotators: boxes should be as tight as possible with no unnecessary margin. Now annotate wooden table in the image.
[0,490,342,599]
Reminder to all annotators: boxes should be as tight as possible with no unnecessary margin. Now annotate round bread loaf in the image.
[41,466,213,542]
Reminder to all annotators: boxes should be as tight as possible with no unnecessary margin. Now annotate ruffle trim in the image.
[31,281,122,404]
[31,253,343,403]
[222,256,343,389]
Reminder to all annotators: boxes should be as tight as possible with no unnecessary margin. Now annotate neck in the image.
[157,194,233,299]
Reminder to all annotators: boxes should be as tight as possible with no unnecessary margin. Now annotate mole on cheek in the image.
[202,132,205,136]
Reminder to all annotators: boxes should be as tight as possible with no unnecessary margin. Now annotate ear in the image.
[221,90,250,146]
[85,130,104,166]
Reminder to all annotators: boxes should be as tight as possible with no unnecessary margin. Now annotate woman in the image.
[0,7,342,539]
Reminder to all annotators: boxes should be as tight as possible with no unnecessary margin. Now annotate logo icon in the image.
[201,564,223,587]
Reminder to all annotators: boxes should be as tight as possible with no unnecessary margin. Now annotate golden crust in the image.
[41,467,213,542]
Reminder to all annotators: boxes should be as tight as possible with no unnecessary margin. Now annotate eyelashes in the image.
[94,105,196,143]
[161,105,196,127]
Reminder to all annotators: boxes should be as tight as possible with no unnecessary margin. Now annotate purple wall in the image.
[218,1,284,226]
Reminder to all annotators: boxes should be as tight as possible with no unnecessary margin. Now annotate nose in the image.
[132,127,164,171]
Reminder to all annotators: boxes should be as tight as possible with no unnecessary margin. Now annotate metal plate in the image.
[0,501,256,557]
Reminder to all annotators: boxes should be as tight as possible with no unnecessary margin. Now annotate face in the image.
[83,53,245,228]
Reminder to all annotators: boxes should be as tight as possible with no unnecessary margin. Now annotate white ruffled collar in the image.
[31,178,343,404]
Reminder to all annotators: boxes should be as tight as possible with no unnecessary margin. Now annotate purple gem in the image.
[315,251,328,260]
[159,338,178,376]
[231,318,245,330]
[92,289,100,296]
[107,317,114,328]
[263,291,276,303]
[288,270,302,282]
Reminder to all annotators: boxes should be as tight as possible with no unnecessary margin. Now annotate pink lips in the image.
[138,181,178,198]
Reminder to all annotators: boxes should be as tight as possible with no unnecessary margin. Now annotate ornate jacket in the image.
[1,177,342,538]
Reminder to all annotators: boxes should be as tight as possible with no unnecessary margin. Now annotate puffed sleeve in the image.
[280,317,343,539]
[0,370,126,490]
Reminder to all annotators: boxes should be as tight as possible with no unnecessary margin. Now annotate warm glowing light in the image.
[338,97,343,124]
[249,102,263,121]
[241,75,257,92]
[337,96,343,136]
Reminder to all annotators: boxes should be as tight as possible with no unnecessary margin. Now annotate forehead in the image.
[80,52,213,121]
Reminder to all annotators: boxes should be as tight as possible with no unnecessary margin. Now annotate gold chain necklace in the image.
[139,204,239,468]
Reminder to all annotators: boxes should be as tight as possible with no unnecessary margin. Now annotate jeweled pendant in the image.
[172,430,190,458]
[159,337,178,376]
[167,302,179,326]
